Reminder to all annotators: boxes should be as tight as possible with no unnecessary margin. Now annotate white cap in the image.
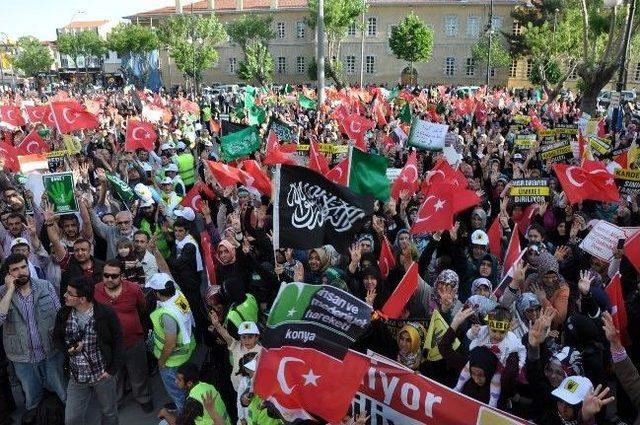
[165,164,179,172]
[160,143,172,151]
[552,376,593,405]
[176,141,187,150]
[160,177,174,185]
[10,237,30,248]
[237,321,260,335]
[145,273,174,290]
[244,358,257,372]
[471,230,489,246]
[140,199,155,208]
[174,207,196,221]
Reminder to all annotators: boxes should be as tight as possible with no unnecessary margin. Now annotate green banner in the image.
[43,172,78,214]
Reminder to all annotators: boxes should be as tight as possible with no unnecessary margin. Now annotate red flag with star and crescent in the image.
[181,181,216,213]
[411,183,454,234]
[17,130,50,155]
[391,150,419,200]
[253,346,369,423]
[50,101,99,133]
[378,236,396,278]
[0,105,26,127]
[125,120,157,152]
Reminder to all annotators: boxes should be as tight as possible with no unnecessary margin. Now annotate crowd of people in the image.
[0,81,638,425]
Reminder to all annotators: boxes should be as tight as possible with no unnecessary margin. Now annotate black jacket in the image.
[52,302,124,376]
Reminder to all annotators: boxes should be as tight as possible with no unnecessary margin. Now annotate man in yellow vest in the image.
[157,362,231,425]
[175,141,196,191]
[146,273,195,414]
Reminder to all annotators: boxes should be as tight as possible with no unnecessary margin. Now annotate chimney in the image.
[270,0,278,8]
[175,0,183,13]
[208,0,215,9]
[236,0,243,11]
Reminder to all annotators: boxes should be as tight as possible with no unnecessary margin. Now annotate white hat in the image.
[237,321,260,335]
[160,143,172,151]
[160,177,174,185]
[10,237,30,248]
[244,358,257,372]
[165,164,179,172]
[174,207,196,221]
[176,141,187,150]
[471,230,489,246]
[552,376,593,405]
[140,198,155,208]
[145,273,174,290]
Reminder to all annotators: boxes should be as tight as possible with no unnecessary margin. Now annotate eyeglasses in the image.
[116,220,131,225]
[103,273,121,279]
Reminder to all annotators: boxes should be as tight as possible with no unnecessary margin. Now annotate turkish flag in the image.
[0,142,20,172]
[181,181,216,212]
[411,183,454,234]
[554,162,619,204]
[605,273,631,346]
[253,346,369,423]
[487,216,503,260]
[308,140,330,174]
[17,130,50,155]
[378,236,396,278]
[25,105,50,123]
[325,157,349,186]
[624,230,640,273]
[342,114,374,151]
[0,105,26,127]
[380,262,418,319]
[50,101,99,133]
[238,160,272,195]
[125,120,157,152]
[206,160,243,187]
[502,223,521,279]
[263,130,297,166]
[391,150,420,200]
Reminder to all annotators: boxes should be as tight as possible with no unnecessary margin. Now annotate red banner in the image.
[352,353,528,425]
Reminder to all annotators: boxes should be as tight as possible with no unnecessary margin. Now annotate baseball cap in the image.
[10,237,30,248]
[165,164,179,172]
[237,321,260,335]
[551,376,593,405]
[471,230,489,246]
[174,207,196,221]
[145,273,174,290]
[160,177,174,185]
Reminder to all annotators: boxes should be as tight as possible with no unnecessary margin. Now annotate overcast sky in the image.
[0,0,178,41]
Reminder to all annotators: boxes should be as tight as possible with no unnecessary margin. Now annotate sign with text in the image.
[408,119,448,151]
[42,172,78,214]
[509,179,550,204]
[614,168,640,195]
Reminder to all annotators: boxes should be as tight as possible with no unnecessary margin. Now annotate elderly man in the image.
[80,198,137,260]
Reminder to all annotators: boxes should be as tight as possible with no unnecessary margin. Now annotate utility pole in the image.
[317,0,325,106]
[485,0,493,87]
[359,7,365,88]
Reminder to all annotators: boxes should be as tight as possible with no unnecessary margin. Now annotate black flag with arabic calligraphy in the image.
[273,165,374,252]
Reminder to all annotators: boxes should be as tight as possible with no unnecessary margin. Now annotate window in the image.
[526,59,533,78]
[491,16,504,30]
[277,56,286,74]
[229,57,237,74]
[347,23,357,37]
[296,56,305,74]
[367,17,377,37]
[444,57,456,76]
[365,55,375,74]
[465,58,475,76]
[512,20,523,36]
[467,16,480,38]
[277,22,285,39]
[296,21,305,39]
[445,15,459,37]
[345,55,356,74]
[634,63,640,82]
[509,59,518,78]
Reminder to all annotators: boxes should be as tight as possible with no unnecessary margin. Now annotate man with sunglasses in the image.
[93,259,153,413]
[81,197,138,260]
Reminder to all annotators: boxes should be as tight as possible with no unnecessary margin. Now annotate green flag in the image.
[221,125,261,161]
[280,84,293,95]
[298,95,317,110]
[43,172,78,213]
[105,173,136,202]
[398,102,412,124]
[348,147,390,201]
[248,105,266,126]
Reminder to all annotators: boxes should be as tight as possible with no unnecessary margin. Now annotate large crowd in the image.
[0,81,639,425]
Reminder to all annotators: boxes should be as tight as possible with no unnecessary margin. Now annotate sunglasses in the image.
[103,273,121,279]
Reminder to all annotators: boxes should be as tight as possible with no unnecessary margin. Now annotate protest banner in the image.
[263,282,373,358]
[514,134,537,150]
[539,140,574,163]
[508,179,550,204]
[579,220,640,262]
[407,119,448,151]
[351,352,529,425]
[42,172,78,214]
[614,168,640,195]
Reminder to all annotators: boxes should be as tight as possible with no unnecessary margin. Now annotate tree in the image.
[226,15,275,86]
[306,0,367,88]
[12,36,54,78]
[107,23,160,89]
[157,14,226,93]
[471,33,512,72]
[57,30,106,83]
[388,12,434,83]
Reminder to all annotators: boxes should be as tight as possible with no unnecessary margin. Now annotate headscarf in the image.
[217,239,237,265]
[397,322,426,370]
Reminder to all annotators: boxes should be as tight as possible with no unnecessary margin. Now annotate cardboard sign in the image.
[509,179,550,204]
[408,119,448,151]
[579,220,640,262]
[614,168,640,195]
[43,172,78,214]
[540,140,574,163]
[514,134,537,150]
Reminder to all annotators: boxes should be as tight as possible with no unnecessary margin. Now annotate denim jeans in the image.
[159,365,186,414]
[65,374,118,425]
[12,351,67,410]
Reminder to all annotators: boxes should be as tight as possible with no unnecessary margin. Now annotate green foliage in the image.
[388,13,434,69]
[226,15,275,54]
[11,36,53,77]
[157,14,226,84]
[57,30,106,70]
[237,43,274,86]
[471,33,512,68]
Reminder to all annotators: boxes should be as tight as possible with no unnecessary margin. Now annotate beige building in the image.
[127,0,527,88]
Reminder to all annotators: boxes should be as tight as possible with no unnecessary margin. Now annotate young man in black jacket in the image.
[53,277,123,425]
